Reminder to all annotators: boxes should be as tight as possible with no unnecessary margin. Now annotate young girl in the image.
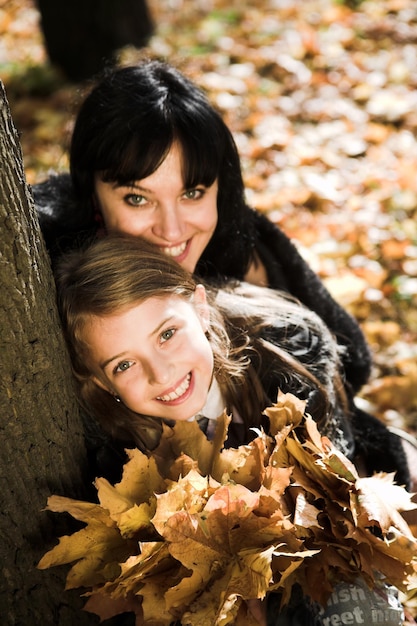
[54,234,406,626]
[56,234,354,460]
[56,232,414,495]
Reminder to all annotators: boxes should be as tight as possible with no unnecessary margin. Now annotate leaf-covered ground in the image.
[1,0,417,436]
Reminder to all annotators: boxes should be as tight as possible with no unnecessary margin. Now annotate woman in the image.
[34,58,368,393]
[54,234,406,626]
[33,58,410,488]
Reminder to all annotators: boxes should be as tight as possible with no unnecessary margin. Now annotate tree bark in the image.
[36,0,154,82]
[0,83,97,623]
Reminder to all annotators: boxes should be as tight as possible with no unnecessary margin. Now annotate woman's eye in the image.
[125,193,147,207]
[115,360,133,373]
[183,188,204,201]
[161,328,175,343]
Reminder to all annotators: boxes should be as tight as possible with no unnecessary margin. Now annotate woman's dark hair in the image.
[70,58,253,278]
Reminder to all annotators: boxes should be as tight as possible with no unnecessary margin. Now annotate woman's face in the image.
[94,144,218,274]
[85,287,214,422]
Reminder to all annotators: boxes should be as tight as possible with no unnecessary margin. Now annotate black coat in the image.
[32,173,411,489]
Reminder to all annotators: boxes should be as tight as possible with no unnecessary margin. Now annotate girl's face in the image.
[85,287,214,422]
[94,144,218,274]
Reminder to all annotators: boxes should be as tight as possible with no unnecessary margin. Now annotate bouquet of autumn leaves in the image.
[38,393,417,625]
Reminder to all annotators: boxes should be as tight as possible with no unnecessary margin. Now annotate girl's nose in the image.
[152,204,185,242]
[146,356,174,386]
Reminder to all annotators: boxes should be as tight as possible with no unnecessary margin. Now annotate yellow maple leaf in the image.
[103,448,165,507]
[38,519,134,589]
[356,473,417,539]
[117,502,156,539]
[264,392,305,435]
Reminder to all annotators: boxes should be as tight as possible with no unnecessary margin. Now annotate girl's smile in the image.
[156,372,192,403]
[84,288,214,421]
[94,143,218,273]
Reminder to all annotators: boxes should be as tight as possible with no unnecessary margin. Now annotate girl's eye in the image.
[114,360,134,374]
[161,328,175,343]
[183,188,204,201]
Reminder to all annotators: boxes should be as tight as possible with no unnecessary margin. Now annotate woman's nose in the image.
[152,204,185,242]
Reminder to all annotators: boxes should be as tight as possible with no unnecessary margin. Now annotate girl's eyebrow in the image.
[101,351,128,370]
[100,315,176,370]
[149,315,175,338]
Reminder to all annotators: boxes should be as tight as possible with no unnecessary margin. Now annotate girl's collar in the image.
[194,378,226,440]
[198,377,225,421]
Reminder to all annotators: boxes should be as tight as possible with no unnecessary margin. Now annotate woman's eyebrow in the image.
[113,181,151,192]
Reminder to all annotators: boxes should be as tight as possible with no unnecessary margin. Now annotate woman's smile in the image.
[160,240,190,263]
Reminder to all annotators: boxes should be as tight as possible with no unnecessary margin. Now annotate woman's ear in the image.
[194,284,210,332]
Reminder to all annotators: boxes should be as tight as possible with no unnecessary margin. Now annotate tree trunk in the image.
[36,0,154,82]
[0,83,97,624]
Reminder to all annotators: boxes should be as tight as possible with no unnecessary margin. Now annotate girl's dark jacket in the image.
[32,173,411,489]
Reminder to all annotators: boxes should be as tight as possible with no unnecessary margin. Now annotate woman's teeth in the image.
[157,374,191,401]
[163,242,187,257]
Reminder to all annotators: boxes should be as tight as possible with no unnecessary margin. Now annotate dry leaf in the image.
[39,393,417,623]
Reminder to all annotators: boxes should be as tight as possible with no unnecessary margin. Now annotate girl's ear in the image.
[194,284,210,332]
[91,375,113,395]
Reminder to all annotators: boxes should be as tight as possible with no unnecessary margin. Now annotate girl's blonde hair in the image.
[56,235,350,453]
[56,235,248,450]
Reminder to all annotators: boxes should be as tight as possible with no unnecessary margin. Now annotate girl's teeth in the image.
[163,242,187,257]
[157,374,191,402]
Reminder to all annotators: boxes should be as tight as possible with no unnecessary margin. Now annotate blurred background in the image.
[1,0,417,434]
